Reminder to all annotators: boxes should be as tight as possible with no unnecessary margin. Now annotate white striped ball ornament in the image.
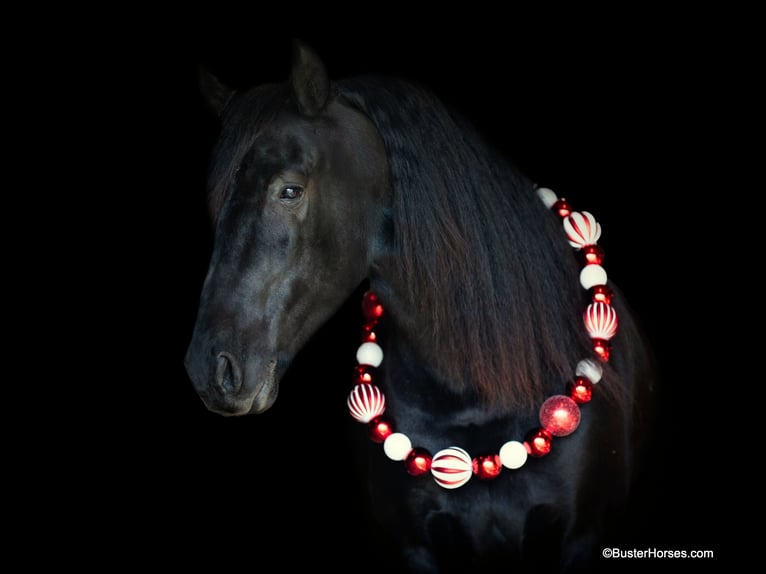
[347,383,386,423]
[564,211,601,248]
[431,447,473,489]
[584,302,618,340]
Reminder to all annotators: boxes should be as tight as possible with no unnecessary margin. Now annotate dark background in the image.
[33,14,747,571]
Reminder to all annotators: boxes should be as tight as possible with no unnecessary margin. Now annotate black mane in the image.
[339,76,621,411]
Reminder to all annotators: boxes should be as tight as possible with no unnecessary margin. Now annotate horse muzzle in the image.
[185,347,281,416]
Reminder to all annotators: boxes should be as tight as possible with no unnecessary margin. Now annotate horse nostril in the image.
[215,352,243,395]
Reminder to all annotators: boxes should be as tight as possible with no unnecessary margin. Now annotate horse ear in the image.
[290,40,330,117]
[199,66,233,116]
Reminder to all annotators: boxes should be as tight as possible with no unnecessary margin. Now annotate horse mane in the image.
[339,76,620,412]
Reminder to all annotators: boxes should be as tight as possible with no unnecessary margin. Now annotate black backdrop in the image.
[47,18,742,571]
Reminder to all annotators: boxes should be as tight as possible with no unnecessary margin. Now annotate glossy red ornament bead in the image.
[362,290,384,323]
[368,416,394,443]
[552,198,572,218]
[593,339,612,362]
[566,376,594,404]
[472,454,503,480]
[539,395,581,436]
[581,244,605,265]
[361,327,378,343]
[589,284,614,305]
[405,447,433,476]
[353,364,376,385]
[525,428,553,457]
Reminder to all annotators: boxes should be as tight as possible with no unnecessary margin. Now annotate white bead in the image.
[579,264,607,289]
[383,432,412,461]
[356,342,383,367]
[536,187,558,208]
[576,358,603,383]
[499,440,528,470]
[431,447,473,489]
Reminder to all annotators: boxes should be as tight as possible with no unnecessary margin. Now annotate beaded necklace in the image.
[347,188,617,489]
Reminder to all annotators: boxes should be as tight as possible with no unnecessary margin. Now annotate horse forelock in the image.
[206,84,289,220]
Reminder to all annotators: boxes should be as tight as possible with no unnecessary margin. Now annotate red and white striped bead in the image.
[431,447,473,489]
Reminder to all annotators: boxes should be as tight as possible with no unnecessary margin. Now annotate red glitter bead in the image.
[539,395,581,437]
[472,454,503,480]
[581,244,605,265]
[405,447,433,476]
[589,284,614,305]
[593,339,612,362]
[566,376,594,404]
[552,198,572,218]
[353,364,376,385]
[368,416,394,443]
[525,428,553,457]
[362,290,384,323]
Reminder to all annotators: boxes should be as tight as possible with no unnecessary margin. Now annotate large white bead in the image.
[347,383,386,423]
[499,440,528,470]
[584,302,618,340]
[536,187,558,208]
[356,342,383,367]
[383,432,412,461]
[431,447,473,489]
[564,211,601,249]
[579,264,607,289]
[576,358,603,383]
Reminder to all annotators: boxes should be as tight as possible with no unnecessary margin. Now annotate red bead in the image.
[552,198,572,218]
[525,428,553,457]
[472,454,503,480]
[368,416,394,443]
[539,395,581,437]
[362,290,384,324]
[581,244,605,265]
[353,364,376,385]
[589,284,614,305]
[566,376,594,404]
[405,447,432,476]
[361,327,378,343]
[593,339,612,362]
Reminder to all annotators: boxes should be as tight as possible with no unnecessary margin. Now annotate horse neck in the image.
[362,283,535,438]
[372,317,539,454]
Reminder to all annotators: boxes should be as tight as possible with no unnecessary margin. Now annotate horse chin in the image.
[248,377,280,414]
[201,378,279,417]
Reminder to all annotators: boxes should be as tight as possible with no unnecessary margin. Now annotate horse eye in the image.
[279,185,304,201]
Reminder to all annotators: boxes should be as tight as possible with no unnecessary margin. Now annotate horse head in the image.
[185,42,389,416]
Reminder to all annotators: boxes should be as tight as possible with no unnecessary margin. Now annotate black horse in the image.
[185,42,655,573]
